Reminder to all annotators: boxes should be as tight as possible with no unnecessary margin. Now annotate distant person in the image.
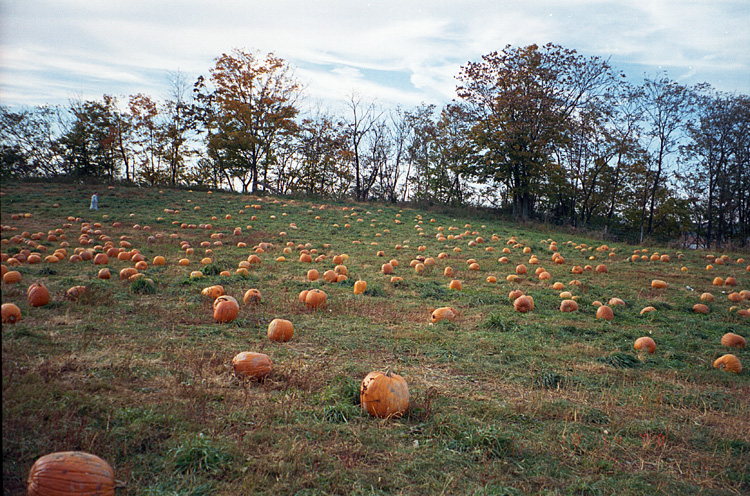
[90,192,98,210]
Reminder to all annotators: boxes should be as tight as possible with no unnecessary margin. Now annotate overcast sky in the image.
[1,1,749,113]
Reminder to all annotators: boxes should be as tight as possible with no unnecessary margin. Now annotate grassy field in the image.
[2,181,749,496]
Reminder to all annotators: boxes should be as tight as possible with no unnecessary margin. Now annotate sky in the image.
[1,0,749,114]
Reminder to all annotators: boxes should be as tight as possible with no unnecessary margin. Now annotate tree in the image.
[457,43,618,218]
[162,71,198,185]
[0,105,62,177]
[195,49,301,193]
[639,74,701,238]
[345,93,385,201]
[58,99,119,178]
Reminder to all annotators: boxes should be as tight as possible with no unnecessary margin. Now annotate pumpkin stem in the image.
[115,480,128,488]
[384,365,392,376]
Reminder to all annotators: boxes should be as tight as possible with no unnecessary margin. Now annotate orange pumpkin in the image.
[596,305,614,321]
[360,370,409,419]
[381,263,394,275]
[431,307,458,323]
[721,333,746,348]
[201,285,225,300]
[353,280,367,295]
[97,268,111,280]
[608,297,625,306]
[3,270,22,284]
[700,293,715,302]
[27,283,50,307]
[693,303,710,314]
[232,351,273,380]
[634,336,656,354]
[651,280,668,289]
[1,303,22,324]
[515,264,527,275]
[213,295,239,323]
[243,288,262,305]
[267,318,294,342]
[640,306,657,315]
[93,253,109,265]
[559,299,578,312]
[65,285,87,301]
[307,269,320,281]
[304,289,327,309]
[513,295,534,313]
[713,354,742,374]
[448,279,462,291]
[27,451,115,496]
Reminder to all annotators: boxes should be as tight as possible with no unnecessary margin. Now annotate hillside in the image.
[2,181,749,495]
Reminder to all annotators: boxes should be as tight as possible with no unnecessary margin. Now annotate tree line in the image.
[1,44,748,248]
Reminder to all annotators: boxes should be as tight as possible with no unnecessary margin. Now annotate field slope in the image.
[2,182,749,495]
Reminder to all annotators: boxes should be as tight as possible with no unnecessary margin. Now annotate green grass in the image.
[2,181,749,495]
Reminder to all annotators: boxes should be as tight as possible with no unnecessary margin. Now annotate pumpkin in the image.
[307,269,320,281]
[571,266,583,274]
[559,291,573,299]
[27,451,115,496]
[448,279,462,291]
[243,288,262,305]
[390,276,403,284]
[27,283,50,307]
[353,280,367,295]
[3,270,22,284]
[559,299,579,312]
[201,285,225,300]
[443,267,454,277]
[651,280,668,289]
[693,303,710,314]
[634,336,656,354]
[119,268,138,280]
[721,332,746,348]
[728,292,742,302]
[712,277,724,286]
[724,276,737,286]
[513,295,534,313]
[596,305,614,320]
[299,253,313,263]
[608,297,625,306]
[640,306,657,315]
[486,275,497,283]
[1,303,22,323]
[267,318,294,342]
[232,352,273,380]
[431,307,458,323]
[304,289,327,309]
[700,293,715,302]
[381,263,394,275]
[552,282,565,290]
[508,289,523,300]
[65,285,87,301]
[213,296,239,323]
[93,253,108,265]
[595,264,608,273]
[97,268,111,280]
[515,264,527,275]
[713,354,742,374]
[360,370,409,419]
[153,255,166,266]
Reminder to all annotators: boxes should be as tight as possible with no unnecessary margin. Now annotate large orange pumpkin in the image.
[3,270,22,284]
[559,299,578,312]
[27,283,50,307]
[232,352,273,381]
[634,336,657,354]
[243,288,262,305]
[713,354,742,374]
[513,295,534,313]
[201,285,225,300]
[267,318,294,342]
[360,370,410,419]
[304,289,327,309]
[596,305,614,321]
[213,295,239,323]
[721,333,746,348]
[353,280,367,295]
[430,307,458,323]
[27,451,115,496]
[1,303,22,324]
[693,303,710,314]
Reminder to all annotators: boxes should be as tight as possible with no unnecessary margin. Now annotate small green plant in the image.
[169,434,233,475]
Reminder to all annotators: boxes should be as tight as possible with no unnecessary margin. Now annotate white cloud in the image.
[1,0,748,111]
